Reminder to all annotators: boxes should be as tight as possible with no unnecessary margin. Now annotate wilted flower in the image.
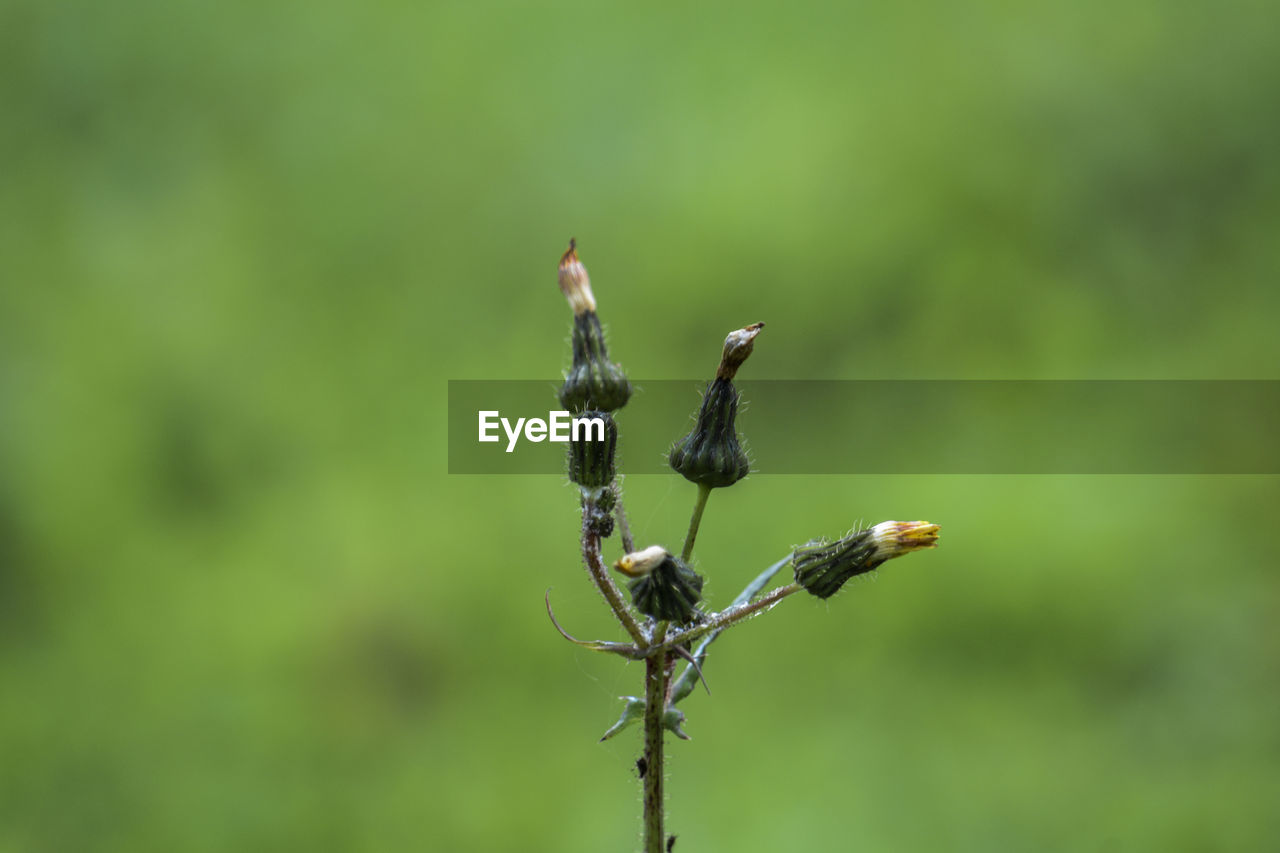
[668,323,764,488]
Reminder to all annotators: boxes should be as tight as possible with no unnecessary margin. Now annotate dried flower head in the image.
[717,322,764,380]
[558,240,597,316]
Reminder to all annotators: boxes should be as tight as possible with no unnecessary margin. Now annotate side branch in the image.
[643,582,802,656]
[669,553,793,703]
[680,484,712,563]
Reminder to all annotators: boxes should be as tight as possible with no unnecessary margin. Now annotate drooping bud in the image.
[792,520,940,599]
[557,241,632,413]
[668,323,763,488]
[614,546,704,623]
[567,411,617,490]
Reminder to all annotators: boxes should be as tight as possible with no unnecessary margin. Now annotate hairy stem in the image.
[614,481,636,553]
[680,484,712,563]
[648,582,802,656]
[581,501,649,646]
[643,622,669,853]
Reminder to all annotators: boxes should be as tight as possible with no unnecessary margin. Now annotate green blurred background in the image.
[3,0,1278,850]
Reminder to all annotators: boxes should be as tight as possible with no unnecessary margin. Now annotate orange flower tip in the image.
[870,521,941,561]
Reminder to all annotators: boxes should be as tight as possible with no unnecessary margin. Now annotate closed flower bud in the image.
[868,520,941,560]
[613,545,668,578]
[792,520,940,599]
[668,323,763,488]
[567,410,617,489]
[614,546,704,624]
[557,241,632,413]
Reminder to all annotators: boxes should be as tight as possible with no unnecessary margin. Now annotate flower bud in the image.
[557,241,632,413]
[613,545,668,578]
[567,410,617,490]
[792,520,940,599]
[668,323,763,488]
[614,546,704,623]
[868,520,942,560]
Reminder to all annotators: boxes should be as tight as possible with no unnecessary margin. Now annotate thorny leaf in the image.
[545,590,642,659]
[599,697,691,742]
[599,697,644,742]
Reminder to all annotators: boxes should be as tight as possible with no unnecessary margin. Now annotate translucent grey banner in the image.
[447,381,1280,474]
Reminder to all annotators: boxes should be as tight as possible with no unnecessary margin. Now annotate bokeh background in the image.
[3,0,1278,850]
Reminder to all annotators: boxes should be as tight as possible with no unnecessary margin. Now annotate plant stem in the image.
[649,582,803,656]
[680,484,713,563]
[643,622,669,853]
[614,481,636,553]
[581,502,649,646]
